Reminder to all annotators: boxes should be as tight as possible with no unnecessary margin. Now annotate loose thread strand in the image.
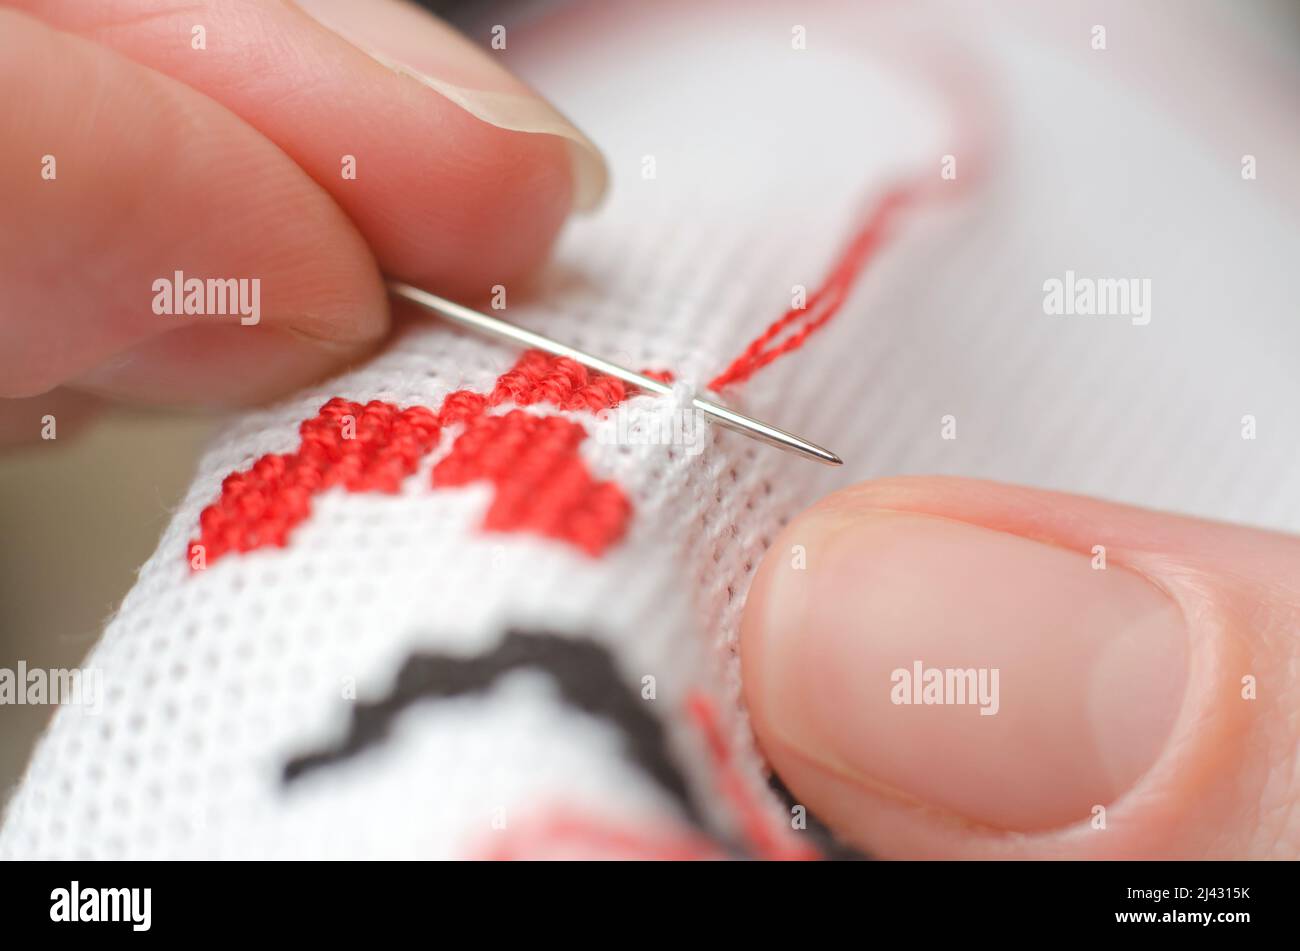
[706,182,922,391]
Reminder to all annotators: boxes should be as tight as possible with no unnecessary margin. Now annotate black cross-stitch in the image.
[282,627,864,858]
[283,629,705,826]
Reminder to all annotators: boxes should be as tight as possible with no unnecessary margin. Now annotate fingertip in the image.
[0,8,388,404]
[292,0,606,210]
[0,389,101,449]
[19,0,599,303]
[742,478,1198,856]
[68,323,385,408]
[287,0,589,295]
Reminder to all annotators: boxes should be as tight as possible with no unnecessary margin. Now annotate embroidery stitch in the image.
[284,630,704,826]
[432,411,629,557]
[289,631,823,860]
[488,349,628,411]
[188,352,635,568]
[189,398,441,565]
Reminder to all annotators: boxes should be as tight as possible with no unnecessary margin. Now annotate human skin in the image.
[741,476,1300,858]
[3,1,1296,861]
[0,0,605,407]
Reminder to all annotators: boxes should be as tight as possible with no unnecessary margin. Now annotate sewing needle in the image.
[388,281,843,467]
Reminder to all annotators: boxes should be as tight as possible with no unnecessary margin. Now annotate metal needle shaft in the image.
[388,281,843,467]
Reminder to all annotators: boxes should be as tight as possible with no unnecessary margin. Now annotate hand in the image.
[742,476,1298,858]
[0,0,604,410]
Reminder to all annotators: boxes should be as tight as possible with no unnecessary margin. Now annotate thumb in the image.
[740,477,1300,859]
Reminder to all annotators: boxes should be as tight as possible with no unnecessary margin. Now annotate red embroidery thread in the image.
[469,692,818,861]
[473,808,728,861]
[190,398,443,565]
[432,411,630,557]
[188,353,635,568]
[707,182,923,391]
[488,349,628,412]
[686,692,819,861]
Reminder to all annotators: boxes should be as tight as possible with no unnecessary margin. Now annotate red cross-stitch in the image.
[187,352,634,569]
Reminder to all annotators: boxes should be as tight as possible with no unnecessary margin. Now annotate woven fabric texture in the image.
[3,1,1296,859]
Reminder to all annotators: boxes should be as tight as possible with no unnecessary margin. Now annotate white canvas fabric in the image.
[3,0,1295,859]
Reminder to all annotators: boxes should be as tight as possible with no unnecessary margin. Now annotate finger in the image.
[0,390,101,448]
[15,0,607,295]
[741,476,1300,858]
[0,9,386,404]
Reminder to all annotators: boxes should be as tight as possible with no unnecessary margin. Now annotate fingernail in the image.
[294,0,608,210]
[748,510,1189,832]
